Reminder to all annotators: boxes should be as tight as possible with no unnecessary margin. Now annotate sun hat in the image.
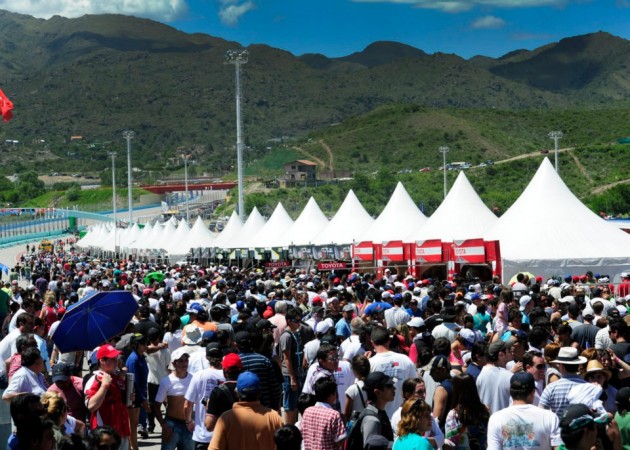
[582,359,611,381]
[551,347,588,365]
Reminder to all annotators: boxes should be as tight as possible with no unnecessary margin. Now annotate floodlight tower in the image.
[225,49,249,221]
[439,146,450,199]
[108,151,117,250]
[181,153,191,222]
[122,130,135,223]
[548,131,563,173]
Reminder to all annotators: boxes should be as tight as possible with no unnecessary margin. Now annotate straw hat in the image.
[582,359,611,381]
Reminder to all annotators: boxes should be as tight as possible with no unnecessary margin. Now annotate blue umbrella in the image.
[51,291,139,353]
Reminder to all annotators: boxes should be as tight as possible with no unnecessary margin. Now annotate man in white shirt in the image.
[0,312,35,375]
[476,340,514,414]
[487,372,562,450]
[368,326,417,418]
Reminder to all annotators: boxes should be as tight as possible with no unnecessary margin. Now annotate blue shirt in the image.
[126,350,149,402]
[335,318,351,339]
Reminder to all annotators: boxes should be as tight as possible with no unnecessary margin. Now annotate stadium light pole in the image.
[549,131,563,173]
[439,146,450,199]
[181,153,191,223]
[108,151,117,250]
[225,49,249,222]
[123,130,135,223]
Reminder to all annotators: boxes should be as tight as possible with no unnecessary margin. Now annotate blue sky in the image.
[1,0,629,58]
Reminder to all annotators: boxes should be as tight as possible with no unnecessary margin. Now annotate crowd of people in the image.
[1,242,630,450]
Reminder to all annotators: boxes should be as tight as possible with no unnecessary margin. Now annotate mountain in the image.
[0,10,629,178]
[489,32,630,97]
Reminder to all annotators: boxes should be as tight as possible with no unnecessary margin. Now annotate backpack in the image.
[345,407,378,450]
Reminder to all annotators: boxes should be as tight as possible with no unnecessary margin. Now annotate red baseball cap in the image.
[96,344,121,361]
[222,353,243,371]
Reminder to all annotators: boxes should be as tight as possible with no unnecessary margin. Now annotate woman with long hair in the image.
[394,398,433,450]
[444,374,490,450]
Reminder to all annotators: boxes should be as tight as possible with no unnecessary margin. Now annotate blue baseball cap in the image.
[186,303,204,314]
[237,371,260,399]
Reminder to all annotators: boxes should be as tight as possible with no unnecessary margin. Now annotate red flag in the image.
[0,89,14,122]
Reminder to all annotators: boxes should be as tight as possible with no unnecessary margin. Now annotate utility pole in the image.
[181,153,191,223]
[108,151,117,250]
[439,146,450,199]
[123,130,134,223]
[548,131,563,173]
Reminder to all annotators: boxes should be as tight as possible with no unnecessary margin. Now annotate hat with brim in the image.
[551,347,588,365]
[582,359,611,381]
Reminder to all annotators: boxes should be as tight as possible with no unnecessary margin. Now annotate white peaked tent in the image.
[359,182,427,243]
[131,222,162,250]
[75,224,102,248]
[179,216,215,252]
[406,171,497,242]
[212,212,243,249]
[153,220,177,251]
[226,207,267,249]
[277,197,329,247]
[119,223,141,248]
[312,190,374,245]
[165,219,191,255]
[485,158,630,281]
[247,203,294,248]
[127,222,153,249]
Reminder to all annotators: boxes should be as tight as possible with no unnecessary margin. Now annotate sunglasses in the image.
[534,364,546,370]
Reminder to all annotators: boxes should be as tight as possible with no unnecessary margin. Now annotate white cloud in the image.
[353,0,567,13]
[217,0,255,25]
[471,15,506,29]
[0,0,188,21]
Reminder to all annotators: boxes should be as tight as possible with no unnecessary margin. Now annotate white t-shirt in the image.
[146,347,171,385]
[156,372,193,402]
[302,361,355,412]
[487,404,562,450]
[345,380,367,414]
[184,367,225,443]
[369,351,417,418]
[163,330,183,353]
[476,365,512,414]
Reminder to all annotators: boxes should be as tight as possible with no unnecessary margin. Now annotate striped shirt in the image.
[238,351,281,410]
[539,374,587,418]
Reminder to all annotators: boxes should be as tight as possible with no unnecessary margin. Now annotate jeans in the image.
[161,419,193,450]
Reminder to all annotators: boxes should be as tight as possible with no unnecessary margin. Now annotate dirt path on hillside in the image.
[495,147,574,164]
[567,149,593,183]
[291,145,327,169]
[319,140,334,173]
[592,179,630,195]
